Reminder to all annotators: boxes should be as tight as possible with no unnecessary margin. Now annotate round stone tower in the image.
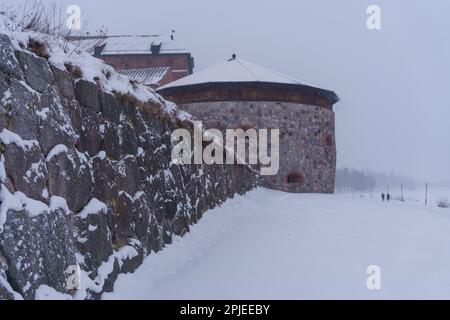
[157,56,339,193]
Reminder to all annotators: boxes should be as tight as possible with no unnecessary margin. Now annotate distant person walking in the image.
[387,193,391,202]
[381,193,385,201]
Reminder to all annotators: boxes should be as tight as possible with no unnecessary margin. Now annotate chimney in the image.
[151,43,162,55]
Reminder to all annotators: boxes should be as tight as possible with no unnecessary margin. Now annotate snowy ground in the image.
[103,187,450,300]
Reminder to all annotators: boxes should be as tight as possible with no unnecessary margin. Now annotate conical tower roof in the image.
[158,55,339,106]
[159,56,322,89]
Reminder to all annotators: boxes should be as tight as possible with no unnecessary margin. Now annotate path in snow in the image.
[103,188,450,299]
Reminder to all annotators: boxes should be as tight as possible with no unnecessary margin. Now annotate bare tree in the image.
[0,1,107,55]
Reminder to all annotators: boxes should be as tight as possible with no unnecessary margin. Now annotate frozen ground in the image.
[103,187,450,300]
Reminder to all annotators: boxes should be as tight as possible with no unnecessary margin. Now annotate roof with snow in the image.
[102,34,188,55]
[159,56,323,89]
[69,34,189,56]
[119,67,170,86]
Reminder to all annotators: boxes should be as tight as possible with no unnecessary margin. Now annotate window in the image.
[287,172,304,184]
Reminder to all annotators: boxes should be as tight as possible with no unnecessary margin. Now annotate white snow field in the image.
[103,187,450,300]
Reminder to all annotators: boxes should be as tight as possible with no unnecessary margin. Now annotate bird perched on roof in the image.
[229,53,237,61]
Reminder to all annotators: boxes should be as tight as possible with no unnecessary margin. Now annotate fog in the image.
[3,0,449,182]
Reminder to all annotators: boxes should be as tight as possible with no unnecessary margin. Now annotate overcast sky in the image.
[4,0,450,182]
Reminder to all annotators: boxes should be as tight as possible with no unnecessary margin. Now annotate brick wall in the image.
[100,54,193,82]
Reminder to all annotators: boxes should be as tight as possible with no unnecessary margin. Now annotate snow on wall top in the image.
[158,56,323,90]
[4,31,191,121]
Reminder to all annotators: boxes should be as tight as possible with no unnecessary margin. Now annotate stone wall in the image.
[179,100,336,193]
[0,34,257,299]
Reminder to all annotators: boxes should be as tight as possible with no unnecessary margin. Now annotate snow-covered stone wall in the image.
[0,32,257,300]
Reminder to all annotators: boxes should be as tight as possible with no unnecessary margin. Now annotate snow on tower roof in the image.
[158,55,324,90]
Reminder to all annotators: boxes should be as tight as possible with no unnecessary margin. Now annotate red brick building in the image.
[72,34,194,88]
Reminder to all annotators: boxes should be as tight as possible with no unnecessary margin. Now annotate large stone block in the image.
[0,34,22,78]
[121,121,138,156]
[74,80,100,111]
[146,217,163,253]
[114,156,139,196]
[5,79,39,140]
[91,153,118,202]
[16,50,54,92]
[2,142,47,201]
[73,200,113,275]
[161,220,173,246]
[172,213,189,237]
[0,208,46,299]
[117,240,144,274]
[99,91,122,124]
[46,146,93,213]
[37,86,77,155]
[79,107,102,156]
[113,192,134,243]
[51,66,75,98]
[143,172,165,224]
[99,258,120,294]
[40,207,77,294]
[65,98,83,140]
[131,192,150,244]
[100,120,122,160]
[0,201,75,299]
[123,101,136,120]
